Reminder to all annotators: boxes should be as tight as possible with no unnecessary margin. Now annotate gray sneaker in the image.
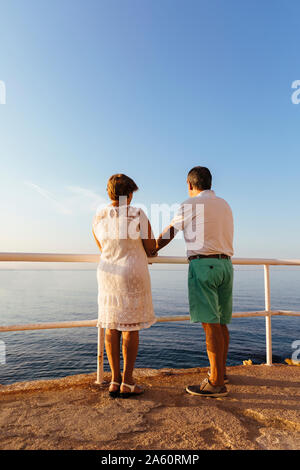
[186,378,228,398]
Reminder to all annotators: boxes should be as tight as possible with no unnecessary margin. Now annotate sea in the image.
[0,266,300,385]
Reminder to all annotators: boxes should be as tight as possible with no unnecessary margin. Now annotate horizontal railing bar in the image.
[1,252,300,266]
[271,310,300,316]
[1,311,299,333]
[0,320,98,332]
[0,253,99,263]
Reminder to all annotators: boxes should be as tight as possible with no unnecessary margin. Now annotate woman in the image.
[92,174,157,398]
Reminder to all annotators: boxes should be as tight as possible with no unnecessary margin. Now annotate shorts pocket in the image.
[195,263,224,288]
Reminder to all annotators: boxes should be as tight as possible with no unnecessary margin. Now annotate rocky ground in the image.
[0,364,300,450]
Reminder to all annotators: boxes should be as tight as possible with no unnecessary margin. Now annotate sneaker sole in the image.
[185,386,228,398]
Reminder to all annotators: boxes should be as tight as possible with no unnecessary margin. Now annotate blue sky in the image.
[1,0,300,259]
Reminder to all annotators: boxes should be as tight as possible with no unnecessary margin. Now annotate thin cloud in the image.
[25,181,107,215]
[25,181,72,214]
[66,185,107,212]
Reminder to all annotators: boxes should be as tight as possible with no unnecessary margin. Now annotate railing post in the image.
[264,264,272,365]
[95,327,105,384]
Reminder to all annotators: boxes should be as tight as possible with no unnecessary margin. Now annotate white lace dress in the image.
[92,205,156,331]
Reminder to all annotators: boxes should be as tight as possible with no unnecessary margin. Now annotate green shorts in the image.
[188,257,233,324]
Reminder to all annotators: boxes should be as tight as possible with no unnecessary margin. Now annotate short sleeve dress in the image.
[92,204,156,331]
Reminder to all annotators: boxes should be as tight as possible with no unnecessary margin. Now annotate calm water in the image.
[0,267,299,385]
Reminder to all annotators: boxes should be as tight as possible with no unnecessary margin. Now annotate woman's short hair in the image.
[187,166,212,190]
[107,174,139,201]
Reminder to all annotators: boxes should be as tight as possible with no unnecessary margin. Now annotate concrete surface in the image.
[0,364,300,450]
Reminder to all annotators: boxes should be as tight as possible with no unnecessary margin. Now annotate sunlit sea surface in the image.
[0,267,299,385]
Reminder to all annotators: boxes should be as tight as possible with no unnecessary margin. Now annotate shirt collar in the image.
[196,189,216,198]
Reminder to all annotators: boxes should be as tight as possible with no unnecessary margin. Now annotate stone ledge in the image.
[0,364,299,450]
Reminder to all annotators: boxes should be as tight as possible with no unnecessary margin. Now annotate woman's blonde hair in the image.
[107,174,138,201]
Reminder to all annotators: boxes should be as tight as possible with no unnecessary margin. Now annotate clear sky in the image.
[1,0,300,259]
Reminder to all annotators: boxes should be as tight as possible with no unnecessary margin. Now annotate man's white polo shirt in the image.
[170,190,234,258]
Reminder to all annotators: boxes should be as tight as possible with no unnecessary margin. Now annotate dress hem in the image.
[96,318,157,331]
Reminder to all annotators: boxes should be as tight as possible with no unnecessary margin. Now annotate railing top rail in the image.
[1,252,300,266]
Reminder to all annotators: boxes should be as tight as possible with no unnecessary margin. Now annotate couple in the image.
[92,167,234,399]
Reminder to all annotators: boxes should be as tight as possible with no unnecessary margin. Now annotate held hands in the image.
[149,242,160,258]
[148,242,160,262]
[147,250,158,265]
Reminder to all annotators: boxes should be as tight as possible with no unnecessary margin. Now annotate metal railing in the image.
[0,252,300,384]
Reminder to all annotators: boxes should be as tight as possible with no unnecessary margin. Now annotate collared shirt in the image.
[170,190,234,258]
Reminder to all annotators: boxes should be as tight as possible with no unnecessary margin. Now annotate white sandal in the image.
[109,381,121,398]
[120,382,144,398]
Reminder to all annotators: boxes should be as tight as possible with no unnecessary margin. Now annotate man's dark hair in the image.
[187,166,212,190]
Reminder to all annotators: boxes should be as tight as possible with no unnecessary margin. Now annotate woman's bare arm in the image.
[156,224,176,251]
[92,228,102,252]
[141,218,157,257]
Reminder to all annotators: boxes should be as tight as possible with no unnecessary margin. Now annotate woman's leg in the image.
[105,329,121,391]
[121,330,142,392]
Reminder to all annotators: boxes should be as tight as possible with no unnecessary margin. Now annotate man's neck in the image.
[189,188,204,198]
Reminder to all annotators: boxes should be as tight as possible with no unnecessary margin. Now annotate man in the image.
[155,166,234,397]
